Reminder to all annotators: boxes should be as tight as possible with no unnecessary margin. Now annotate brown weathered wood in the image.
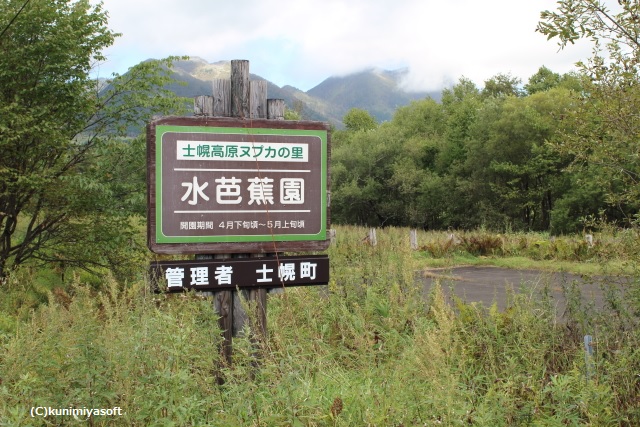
[267,99,285,120]
[215,290,233,366]
[194,95,213,116]
[248,286,267,379]
[146,121,157,250]
[231,254,250,337]
[212,79,231,117]
[247,252,269,378]
[208,253,232,369]
[231,60,250,118]
[250,80,267,119]
[250,288,268,338]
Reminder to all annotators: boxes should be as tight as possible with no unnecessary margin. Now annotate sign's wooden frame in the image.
[147,116,331,254]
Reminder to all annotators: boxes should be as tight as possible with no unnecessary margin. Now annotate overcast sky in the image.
[92,0,605,92]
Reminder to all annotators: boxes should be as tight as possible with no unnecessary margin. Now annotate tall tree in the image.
[524,66,563,94]
[0,0,186,279]
[467,88,576,230]
[481,73,524,98]
[342,107,378,132]
[430,79,482,228]
[538,0,640,222]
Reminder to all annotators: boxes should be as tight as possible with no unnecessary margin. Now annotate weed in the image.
[0,225,639,425]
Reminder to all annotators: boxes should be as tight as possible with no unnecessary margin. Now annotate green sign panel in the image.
[147,117,330,254]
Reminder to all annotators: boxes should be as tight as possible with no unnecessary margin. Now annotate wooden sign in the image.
[150,255,329,291]
[147,116,331,254]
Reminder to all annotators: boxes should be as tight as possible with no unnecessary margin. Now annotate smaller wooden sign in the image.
[150,255,329,291]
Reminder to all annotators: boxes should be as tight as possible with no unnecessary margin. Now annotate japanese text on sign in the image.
[150,256,330,291]
[165,261,318,288]
[178,176,305,207]
[177,141,308,162]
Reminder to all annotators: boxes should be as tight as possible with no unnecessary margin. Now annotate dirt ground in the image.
[420,266,633,318]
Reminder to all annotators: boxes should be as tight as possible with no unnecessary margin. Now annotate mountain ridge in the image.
[164,58,441,126]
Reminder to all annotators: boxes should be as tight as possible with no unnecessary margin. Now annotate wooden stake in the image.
[368,228,377,246]
[250,80,267,118]
[230,59,250,118]
[215,287,233,366]
[267,99,285,120]
[410,229,418,250]
[194,95,213,116]
[212,79,231,117]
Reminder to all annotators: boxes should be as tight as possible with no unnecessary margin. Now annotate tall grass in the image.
[0,225,638,425]
[418,227,640,264]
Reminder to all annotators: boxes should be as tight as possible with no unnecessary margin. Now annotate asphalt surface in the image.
[420,266,633,318]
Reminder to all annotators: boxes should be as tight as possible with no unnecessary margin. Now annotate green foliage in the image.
[481,73,523,98]
[284,108,302,120]
[0,278,223,426]
[332,120,435,227]
[549,170,613,235]
[524,66,583,94]
[1,226,639,425]
[0,0,187,279]
[468,88,576,230]
[415,227,640,265]
[331,74,604,232]
[341,108,378,132]
[538,0,640,221]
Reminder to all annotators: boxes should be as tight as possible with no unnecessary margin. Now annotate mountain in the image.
[307,68,439,124]
[166,58,440,127]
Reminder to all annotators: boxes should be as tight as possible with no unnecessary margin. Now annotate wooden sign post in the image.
[147,60,331,369]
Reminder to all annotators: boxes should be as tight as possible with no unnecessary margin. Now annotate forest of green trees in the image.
[331,69,632,233]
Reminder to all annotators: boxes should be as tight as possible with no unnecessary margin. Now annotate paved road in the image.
[420,266,633,318]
